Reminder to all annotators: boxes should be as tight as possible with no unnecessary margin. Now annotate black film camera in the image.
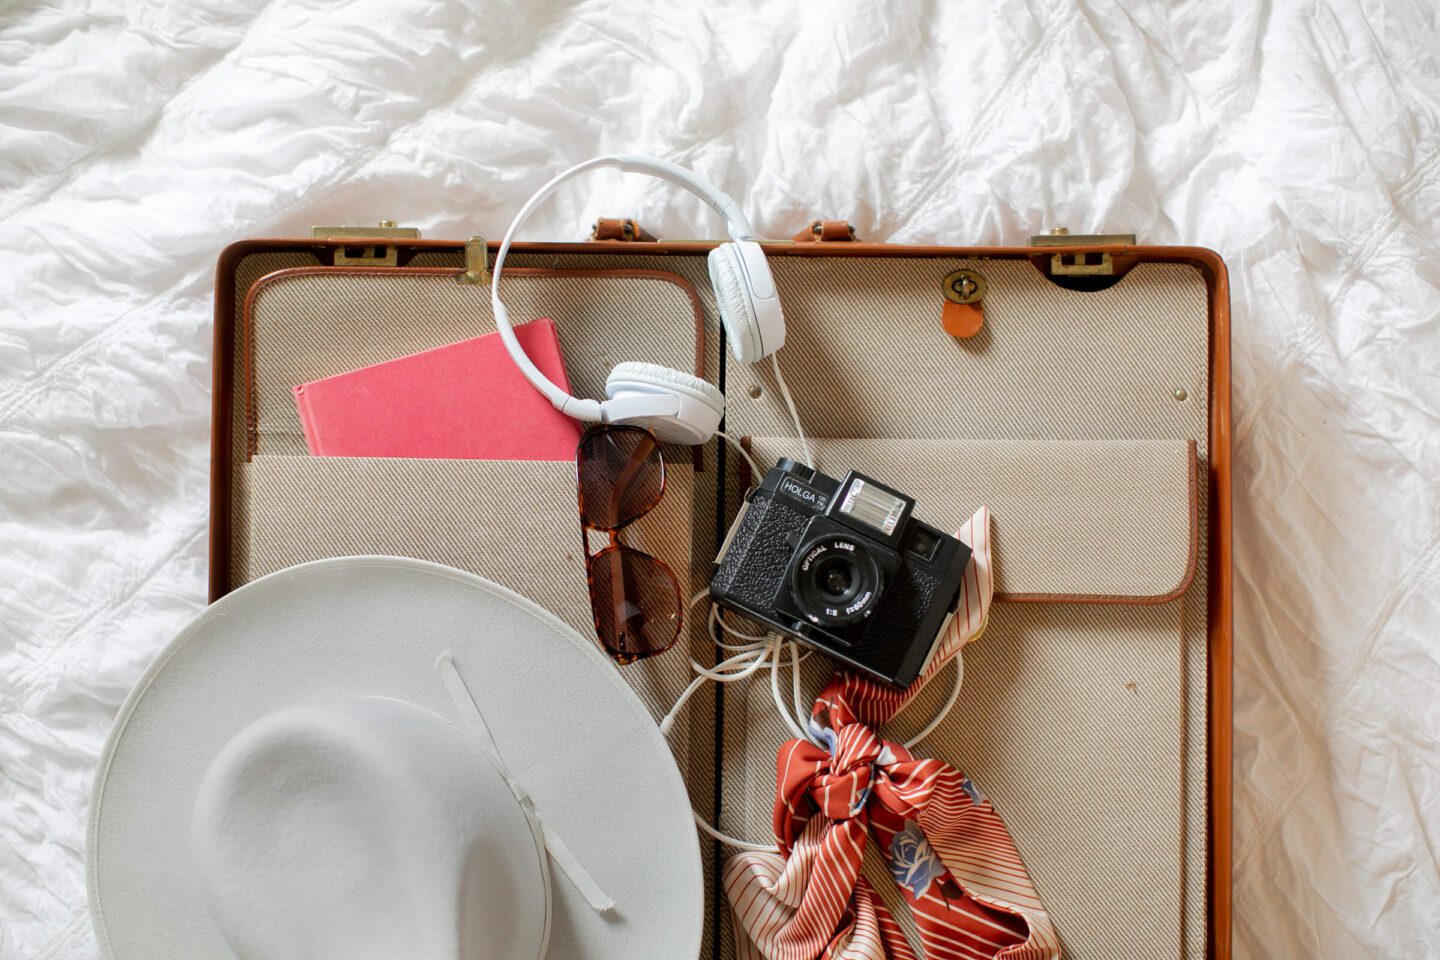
[709,459,971,688]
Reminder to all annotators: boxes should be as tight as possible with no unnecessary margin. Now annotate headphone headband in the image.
[603,155,756,240]
[490,155,755,422]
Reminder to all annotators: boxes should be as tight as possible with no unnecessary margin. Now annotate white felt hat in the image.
[86,557,703,960]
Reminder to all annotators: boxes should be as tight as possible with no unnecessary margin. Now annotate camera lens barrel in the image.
[789,536,884,626]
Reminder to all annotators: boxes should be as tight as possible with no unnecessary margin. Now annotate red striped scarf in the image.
[724,507,1061,960]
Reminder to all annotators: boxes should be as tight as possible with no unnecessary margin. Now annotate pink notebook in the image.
[293,319,582,460]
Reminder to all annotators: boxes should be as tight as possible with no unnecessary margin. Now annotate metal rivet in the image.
[1173,387,1188,402]
[749,386,763,399]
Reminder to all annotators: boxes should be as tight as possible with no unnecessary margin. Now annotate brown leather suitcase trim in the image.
[209,237,1232,958]
[792,219,858,242]
[1203,247,1233,960]
[590,217,657,242]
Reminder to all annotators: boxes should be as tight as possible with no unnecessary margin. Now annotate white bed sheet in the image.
[2,1,1437,957]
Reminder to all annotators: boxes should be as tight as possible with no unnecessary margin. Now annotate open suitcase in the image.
[209,221,1232,959]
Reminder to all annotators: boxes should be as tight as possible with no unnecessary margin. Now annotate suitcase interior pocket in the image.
[720,436,1198,959]
[231,455,703,753]
[742,436,1199,601]
[244,269,707,457]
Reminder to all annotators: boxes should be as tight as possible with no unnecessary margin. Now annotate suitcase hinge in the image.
[1028,226,1136,277]
[311,220,421,266]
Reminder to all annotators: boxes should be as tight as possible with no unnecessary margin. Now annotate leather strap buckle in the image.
[792,219,857,243]
[590,217,657,242]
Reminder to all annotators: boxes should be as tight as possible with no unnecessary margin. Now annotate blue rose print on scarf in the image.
[888,821,946,899]
[959,776,983,806]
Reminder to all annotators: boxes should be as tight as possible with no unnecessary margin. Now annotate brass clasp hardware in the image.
[1028,226,1136,277]
[940,268,987,339]
[457,236,490,285]
[942,268,987,304]
[311,220,420,266]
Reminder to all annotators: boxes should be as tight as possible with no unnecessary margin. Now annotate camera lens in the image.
[817,557,855,600]
[789,537,883,627]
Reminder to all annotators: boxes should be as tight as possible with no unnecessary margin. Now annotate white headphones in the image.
[490,154,786,445]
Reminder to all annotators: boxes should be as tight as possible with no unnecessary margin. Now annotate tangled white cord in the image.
[659,591,815,743]
[661,588,968,853]
[769,352,813,467]
[658,591,806,855]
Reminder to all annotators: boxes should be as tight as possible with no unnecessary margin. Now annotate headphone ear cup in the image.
[708,244,763,366]
[605,362,725,445]
[607,361,725,411]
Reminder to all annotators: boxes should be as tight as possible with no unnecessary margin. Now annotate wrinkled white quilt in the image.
[2,1,1437,957]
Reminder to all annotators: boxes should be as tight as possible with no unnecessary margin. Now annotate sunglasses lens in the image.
[577,427,663,530]
[588,547,682,662]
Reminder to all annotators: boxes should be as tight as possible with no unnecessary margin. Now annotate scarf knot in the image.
[780,714,937,843]
[810,722,883,820]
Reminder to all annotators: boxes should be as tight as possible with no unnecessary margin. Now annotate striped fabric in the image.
[724,508,1061,960]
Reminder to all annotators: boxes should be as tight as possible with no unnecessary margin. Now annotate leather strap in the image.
[791,219,857,242]
[590,217,657,242]
[941,300,985,339]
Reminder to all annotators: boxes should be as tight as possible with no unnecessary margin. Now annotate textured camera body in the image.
[710,459,971,688]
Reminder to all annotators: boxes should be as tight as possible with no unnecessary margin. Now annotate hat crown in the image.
[192,696,550,960]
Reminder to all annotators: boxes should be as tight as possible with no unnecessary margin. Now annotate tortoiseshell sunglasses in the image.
[575,425,683,663]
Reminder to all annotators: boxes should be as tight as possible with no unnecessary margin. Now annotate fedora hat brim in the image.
[87,556,703,960]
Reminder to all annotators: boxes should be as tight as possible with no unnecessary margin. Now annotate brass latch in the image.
[1028,226,1136,277]
[457,236,490,285]
[940,268,987,339]
[311,220,421,266]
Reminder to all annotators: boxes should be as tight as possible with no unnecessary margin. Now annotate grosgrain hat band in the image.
[436,655,614,913]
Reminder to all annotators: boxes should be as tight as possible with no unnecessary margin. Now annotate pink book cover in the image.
[292,318,583,461]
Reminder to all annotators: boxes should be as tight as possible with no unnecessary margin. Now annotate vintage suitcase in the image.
[208,221,1231,959]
